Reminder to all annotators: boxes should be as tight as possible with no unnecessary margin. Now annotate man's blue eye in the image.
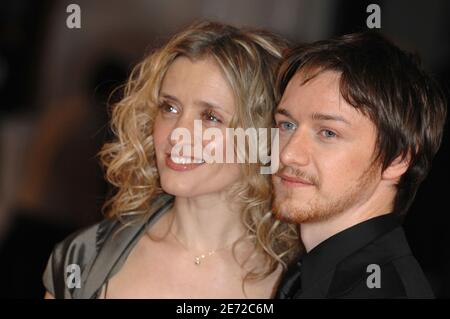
[278,121,296,131]
[321,129,337,138]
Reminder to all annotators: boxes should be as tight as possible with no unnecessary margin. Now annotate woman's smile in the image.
[165,153,206,171]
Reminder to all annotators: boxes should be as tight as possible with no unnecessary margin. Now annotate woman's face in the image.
[153,56,242,198]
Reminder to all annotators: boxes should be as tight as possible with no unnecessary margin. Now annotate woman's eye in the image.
[320,129,337,139]
[203,110,222,123]
[159,102,178,114]
[277,121,296,131]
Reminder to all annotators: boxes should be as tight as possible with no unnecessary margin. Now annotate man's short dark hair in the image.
[277,31,447,215]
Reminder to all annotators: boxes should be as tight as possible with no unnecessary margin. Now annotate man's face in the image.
[273,70,382,224]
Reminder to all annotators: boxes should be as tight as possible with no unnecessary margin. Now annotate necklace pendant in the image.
[194,257,201,265]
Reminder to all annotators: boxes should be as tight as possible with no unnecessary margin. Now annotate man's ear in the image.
[381,152,411,181]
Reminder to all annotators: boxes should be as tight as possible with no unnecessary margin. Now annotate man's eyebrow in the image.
[275,108,298,125]
[275,108,294,119]
[275,108,300,125]
[311,112,351,126]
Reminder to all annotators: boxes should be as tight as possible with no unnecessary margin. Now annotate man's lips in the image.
[276,173,315,187]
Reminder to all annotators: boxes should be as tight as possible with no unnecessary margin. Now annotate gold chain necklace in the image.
[170,231,232,265]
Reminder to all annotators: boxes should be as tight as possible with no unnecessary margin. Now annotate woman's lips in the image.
[277,173,314,188]
[165,154,206,171]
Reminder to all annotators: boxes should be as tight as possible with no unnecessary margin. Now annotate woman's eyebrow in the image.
[194,99,233,115]
[160,92,233,116]
[160,92,179,103]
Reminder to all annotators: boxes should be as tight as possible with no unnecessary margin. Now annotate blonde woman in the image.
[43,21,299,299]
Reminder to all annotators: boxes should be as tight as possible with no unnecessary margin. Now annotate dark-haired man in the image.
[273,32,447,299]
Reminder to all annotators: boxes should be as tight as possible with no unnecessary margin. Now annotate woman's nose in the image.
[169,114,203,148]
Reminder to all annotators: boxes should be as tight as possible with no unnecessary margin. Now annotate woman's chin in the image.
[160,182,198,198]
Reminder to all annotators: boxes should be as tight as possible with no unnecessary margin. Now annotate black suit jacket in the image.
[276,214,434,299]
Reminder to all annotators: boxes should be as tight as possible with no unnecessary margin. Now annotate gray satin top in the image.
[42,193,174,299]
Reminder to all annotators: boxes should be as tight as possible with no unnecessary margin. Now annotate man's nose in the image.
[280,128,311,168]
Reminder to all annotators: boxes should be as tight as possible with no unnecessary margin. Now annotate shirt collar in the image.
[299,213,401,291]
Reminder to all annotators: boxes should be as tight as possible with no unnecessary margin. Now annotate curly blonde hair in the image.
[98,20,299,282]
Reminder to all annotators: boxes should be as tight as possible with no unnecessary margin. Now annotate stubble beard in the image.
[272,163,379,224]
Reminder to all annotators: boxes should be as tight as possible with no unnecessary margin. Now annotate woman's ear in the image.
[381,151,411,181]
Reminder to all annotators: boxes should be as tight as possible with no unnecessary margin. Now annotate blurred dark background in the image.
[0,0,449,298]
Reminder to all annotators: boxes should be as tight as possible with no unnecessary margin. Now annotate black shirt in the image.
[276,213,434,299]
